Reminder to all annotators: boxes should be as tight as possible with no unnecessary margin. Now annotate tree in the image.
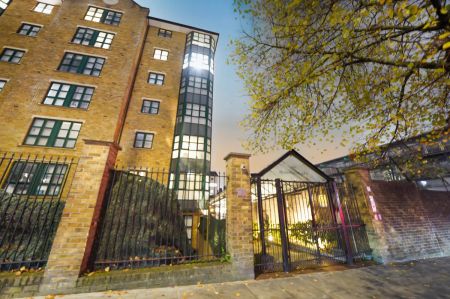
[231,0,450,168]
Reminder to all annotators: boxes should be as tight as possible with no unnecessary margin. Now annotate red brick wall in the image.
[420,190,450,256]
[346,168,450,263]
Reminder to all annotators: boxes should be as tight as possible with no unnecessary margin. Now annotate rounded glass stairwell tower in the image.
[170,31,217,211]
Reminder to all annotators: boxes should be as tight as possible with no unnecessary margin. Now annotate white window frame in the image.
[153,49,169,61]
[33,2,54,14]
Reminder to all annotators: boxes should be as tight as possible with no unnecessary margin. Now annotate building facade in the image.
[317,129,450,191]
[0,0,219,207]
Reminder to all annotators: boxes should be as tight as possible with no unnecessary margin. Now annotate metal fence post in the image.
[275,179,290,272]
[333,181,353,265]
[256,177,267,256]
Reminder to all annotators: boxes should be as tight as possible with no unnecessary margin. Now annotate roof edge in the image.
[256,149,332,181]
[148,16,219,37]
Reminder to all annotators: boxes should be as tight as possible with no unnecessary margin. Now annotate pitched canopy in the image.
[254,150,330,183]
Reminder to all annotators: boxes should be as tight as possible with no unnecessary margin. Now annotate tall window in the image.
[72,27,115,49]
[134,132,154,149]
[4,162,67,196]
[0,48,25,64]
[172,135,209,160]
[182,103,211,127]
[158,28,172,38]
[0,0,11,16]
[181,76,211,96]
[24,118,82,148]
[17,23,42,37]
[43,82,94,109]
[153,49,168,61]
[33,2,54,14]
[84,6,122,26]
[0,80,6,92]
[141,100,160,114]
[148,72,165,85]
[58,53,105,77]
[184,215,193,241]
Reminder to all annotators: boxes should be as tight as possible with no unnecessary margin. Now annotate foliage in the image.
[231,0,450,172]
[0,190,64,268]
[94,172,191,268]
[199,216,226,258]
[289,220,315,246]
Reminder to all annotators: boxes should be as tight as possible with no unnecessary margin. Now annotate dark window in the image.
[134,132,154,149]
[24,118,82,148]
[72,27,115,49]
[58,52,105,77]
[148,72,165,85]
[4,162,67,196]
[158,28,172,38]
[17,23,42,37]
[0,0,11,16]
[0,80,6,91]
[84,6,122,26]
[0,48,25,64]
[141,100,160,114]
[43,82,94,109]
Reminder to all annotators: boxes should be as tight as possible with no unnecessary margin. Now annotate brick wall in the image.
[420,190,450,256]
[0,0,149,156]
[224,153,255,280]
[0,263,238,298]
[345,168,450,263]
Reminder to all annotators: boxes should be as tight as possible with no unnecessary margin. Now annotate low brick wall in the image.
[0,262,249,298]
[0,272,43,298]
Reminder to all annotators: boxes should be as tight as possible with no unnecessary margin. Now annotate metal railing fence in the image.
[91,168,227,271]
[0,152,78,271]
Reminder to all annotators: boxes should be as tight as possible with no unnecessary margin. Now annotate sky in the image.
[135,0,351,172]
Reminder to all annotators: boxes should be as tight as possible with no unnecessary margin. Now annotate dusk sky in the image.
[136,0,351,172]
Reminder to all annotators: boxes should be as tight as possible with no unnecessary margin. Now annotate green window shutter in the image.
[100,10,108,23]
[78,56,88,74]
[90,31,100,46]
[63,85,76,107]
[28,164,46,195]
[47,120,62,147]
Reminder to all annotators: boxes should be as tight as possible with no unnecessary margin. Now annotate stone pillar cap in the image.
[224,152,251,161]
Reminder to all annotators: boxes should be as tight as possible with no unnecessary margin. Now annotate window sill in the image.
[39,103,90,112]
[18,144,78,151]
[54,69,102,78]
[131,147,154,151]
[68,42,113,52]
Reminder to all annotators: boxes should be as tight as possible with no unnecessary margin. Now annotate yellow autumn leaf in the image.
[438,32,450,39]
[443,41,450,50]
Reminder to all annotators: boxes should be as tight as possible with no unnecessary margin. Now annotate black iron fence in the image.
[251,178,371,274]
[91,168,227,271]
[0,152,78,271]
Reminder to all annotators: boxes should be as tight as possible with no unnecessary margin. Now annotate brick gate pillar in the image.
[40,140,119,293]
[224,153,254,280]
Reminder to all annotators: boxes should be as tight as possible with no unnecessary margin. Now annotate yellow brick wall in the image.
[0,0,148,157]
[116,25,186,170]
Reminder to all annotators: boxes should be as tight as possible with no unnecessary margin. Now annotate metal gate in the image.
[251,178,371,273]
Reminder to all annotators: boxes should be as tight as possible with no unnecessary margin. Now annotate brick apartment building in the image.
[0,0,218,211]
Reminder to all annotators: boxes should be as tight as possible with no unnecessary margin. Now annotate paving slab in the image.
[23,257,450,299]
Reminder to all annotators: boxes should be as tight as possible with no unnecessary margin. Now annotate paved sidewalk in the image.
[27,257,450,299]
